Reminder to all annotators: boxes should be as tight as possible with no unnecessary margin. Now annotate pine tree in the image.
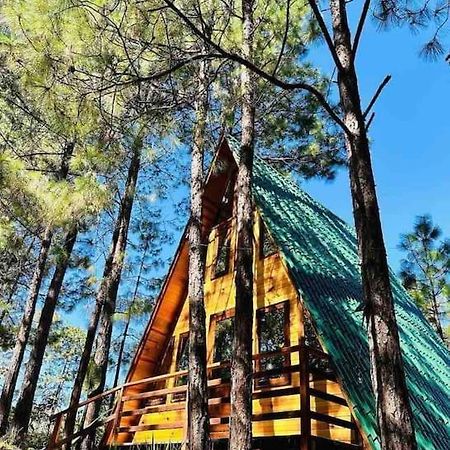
[399,215,449,342]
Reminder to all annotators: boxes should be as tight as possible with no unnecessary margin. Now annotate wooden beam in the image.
[300,341,310,450]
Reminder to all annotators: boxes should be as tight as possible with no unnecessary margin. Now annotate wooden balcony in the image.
[48,344,362,450]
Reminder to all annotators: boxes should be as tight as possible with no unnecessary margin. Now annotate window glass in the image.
[212,316,234,380]
[260,221,276,258]
[214,229,231,278]
[303,311,331,373]
[213,317,234,362]
[257,302,289,386]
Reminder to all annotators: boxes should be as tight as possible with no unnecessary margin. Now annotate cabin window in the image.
[256,301,290,387]
[260,220,277,258]
[213,227,231,278]
[215,176,235,223]
[211,311,235,380]
[303,311,331,373]
[173,332,189,401]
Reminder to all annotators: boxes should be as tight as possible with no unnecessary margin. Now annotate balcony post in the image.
[47,412,63,450]
[299,339,310,450]
[111,386,124,444]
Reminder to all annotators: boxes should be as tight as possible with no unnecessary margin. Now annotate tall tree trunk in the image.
[187,56,210,450]
[0,142,73,435]
[229,2,255,450]
[79,133,143,450]
[0,226,53,435]
[11,225,78,436]
[328,1,417,448]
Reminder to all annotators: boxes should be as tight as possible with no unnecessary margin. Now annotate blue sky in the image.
[303,11,450,271]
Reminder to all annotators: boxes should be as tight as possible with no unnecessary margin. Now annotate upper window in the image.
[213,227,231,278]
[256,301,290,387]
[303,311,331,373]
[260,220,277,258]
[218,177,235,221]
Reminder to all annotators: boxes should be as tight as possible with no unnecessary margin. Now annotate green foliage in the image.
[399,215,450,341]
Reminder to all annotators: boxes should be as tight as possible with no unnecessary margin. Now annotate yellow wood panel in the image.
[140,409,185,425]
[311,398,351,420]
[133,428,184,444]
[311,419,352,443]
[253,394,299,414]
[253,418,300,437]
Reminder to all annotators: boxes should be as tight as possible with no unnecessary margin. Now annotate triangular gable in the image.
[238,137,450,450]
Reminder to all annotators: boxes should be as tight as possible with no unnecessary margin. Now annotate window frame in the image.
[255,300,291,387]
[209,308,235,380]
[259,218,277,259]
[212,225,232,279]
[210,308,235,362]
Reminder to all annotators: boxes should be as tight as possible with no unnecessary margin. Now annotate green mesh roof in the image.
[248,150,450,449]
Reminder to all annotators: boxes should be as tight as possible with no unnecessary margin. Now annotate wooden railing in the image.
[48,343,361,450]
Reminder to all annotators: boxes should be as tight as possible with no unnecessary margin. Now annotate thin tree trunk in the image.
[187,56,210,450]
[430,291,444,341]
[12,226,78,436]
[229,2,255,450]
[0,225,53,435]
[328,1,417,448]
[79,133,143,450]
[110,236,149,403]
[63,291,103,449]
[112,316,130,391]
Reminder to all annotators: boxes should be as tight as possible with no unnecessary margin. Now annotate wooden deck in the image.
[47,344,363,449]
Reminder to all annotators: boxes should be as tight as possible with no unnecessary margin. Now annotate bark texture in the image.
[328,1,417,448]
[79,134,142,450]
[0,142,73,435]
[12,226,78,435]
[187,56,210,450]
[0,226,53,435]
[229,1,255,450]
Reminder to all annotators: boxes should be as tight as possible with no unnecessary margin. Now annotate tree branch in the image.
[272,0,291,76]
[162,0,350,135]
[352,0,371,62]
[365,111,375,131]
[307,0,343,71]
[363,75,391,118]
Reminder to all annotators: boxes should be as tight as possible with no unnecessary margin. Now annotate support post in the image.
[182,389,189,450]
[300,339,310,450]
[111,386,124,444]
[48,413,63,450]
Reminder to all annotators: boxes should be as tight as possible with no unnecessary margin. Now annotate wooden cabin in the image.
[49,137,450,450]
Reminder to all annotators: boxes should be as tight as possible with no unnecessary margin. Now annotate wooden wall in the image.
[129,214,355,446]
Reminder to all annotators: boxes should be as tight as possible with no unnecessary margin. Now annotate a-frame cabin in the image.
[49,137,449,450]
